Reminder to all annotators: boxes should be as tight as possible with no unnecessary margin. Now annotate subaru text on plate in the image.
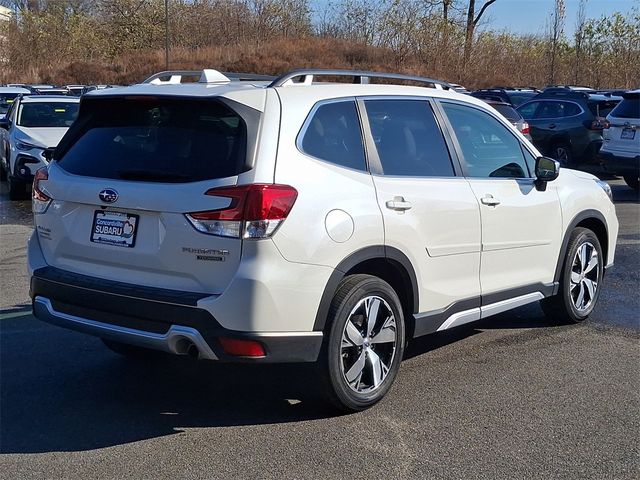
[28,69,618,411]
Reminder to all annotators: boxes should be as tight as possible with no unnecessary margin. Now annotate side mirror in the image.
[534,156,560,191]
[0,118,10,130]
[42,148,55,161]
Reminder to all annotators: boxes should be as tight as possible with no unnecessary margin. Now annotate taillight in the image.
[186,184,298,239]
[32,168,52,214]
[590,117,610,130]
[521,122,530,135]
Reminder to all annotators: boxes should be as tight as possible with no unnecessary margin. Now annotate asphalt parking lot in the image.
[0,179,638,479]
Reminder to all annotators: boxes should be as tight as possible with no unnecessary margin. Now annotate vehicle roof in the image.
[0,87,30,94]
[21,95,81,103]
[87,81,474,101]
[84,80,479,113]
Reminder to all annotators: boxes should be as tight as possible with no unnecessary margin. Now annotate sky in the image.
[311,0,638,37]
[478,0,637,36]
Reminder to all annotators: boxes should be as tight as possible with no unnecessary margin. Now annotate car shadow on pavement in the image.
[1,308,545,454]
[611,183,640,204]
[0,317,342,453]
[0,302,617,454]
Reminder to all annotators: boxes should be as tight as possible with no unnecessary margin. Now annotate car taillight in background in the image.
[32,168,52,214]
[186,184,298,239]
[521,122,530,135]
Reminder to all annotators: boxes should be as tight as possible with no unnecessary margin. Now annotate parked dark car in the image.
[516,90,621,167]
[471,87,540,107]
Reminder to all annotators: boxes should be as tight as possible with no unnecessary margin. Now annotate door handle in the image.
[386,196,412,211]
[480,194,501,206]
[548,124,556,129]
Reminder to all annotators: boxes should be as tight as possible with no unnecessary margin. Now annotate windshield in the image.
[0,93,21,115]
[17,102,79,127]
[57,97,249,183]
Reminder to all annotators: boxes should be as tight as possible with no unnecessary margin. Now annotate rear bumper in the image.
[30,266,323,363]
[600,150,640,176]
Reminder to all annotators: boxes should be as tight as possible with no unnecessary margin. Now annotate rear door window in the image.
[364,99,455,177]
[299,100,366,171]
[57,97,248,182]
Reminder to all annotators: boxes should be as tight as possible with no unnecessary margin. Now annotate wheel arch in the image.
[313,246,419,333]
[554,209,609,283]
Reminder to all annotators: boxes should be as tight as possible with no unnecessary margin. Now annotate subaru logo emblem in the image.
[99,189,118,203]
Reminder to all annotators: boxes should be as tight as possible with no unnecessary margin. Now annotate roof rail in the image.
[142,70,276,85]
[268,69,451,90]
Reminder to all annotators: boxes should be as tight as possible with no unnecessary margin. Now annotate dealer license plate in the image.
[621,128,636,140]
[90,210,139,248]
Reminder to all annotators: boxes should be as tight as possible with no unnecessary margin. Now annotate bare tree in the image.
[463,0,497,68]
[547,0,566,84]
[573,0,587,84]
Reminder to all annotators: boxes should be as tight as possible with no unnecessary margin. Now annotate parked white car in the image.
[600,90,640,191]
[0,86,30,119]
[0,95,79,199]
[28,69,618,411]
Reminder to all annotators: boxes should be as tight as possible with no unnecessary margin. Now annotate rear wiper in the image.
[117,169,191,181]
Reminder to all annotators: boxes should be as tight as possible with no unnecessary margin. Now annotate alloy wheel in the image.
[570,241,599,312]
[340,296,397,394]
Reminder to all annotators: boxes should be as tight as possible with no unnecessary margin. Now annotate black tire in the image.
[550,142,572,167]
[623,174,639,191]
[541,228,603,323]
[8,176,27,200]
[101,338,165,359]
[318,274,405,412]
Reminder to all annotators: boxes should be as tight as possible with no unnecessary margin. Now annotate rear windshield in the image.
[507,93,537,107]
[609,97,640,119]
[588,100,620,118]
[57,97,248,182]
[17,102,79,127]
[491,104,522,122]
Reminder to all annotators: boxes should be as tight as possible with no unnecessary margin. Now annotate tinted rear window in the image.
[491,104,521,122]
[609,97,640,119]
[507,93,537,107]
[57,98,248,182]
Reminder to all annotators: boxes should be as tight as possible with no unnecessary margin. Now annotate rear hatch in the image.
[35,95,259,294]
[603,93,640,155]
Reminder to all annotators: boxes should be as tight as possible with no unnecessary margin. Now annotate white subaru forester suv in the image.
[28,69,618,411]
